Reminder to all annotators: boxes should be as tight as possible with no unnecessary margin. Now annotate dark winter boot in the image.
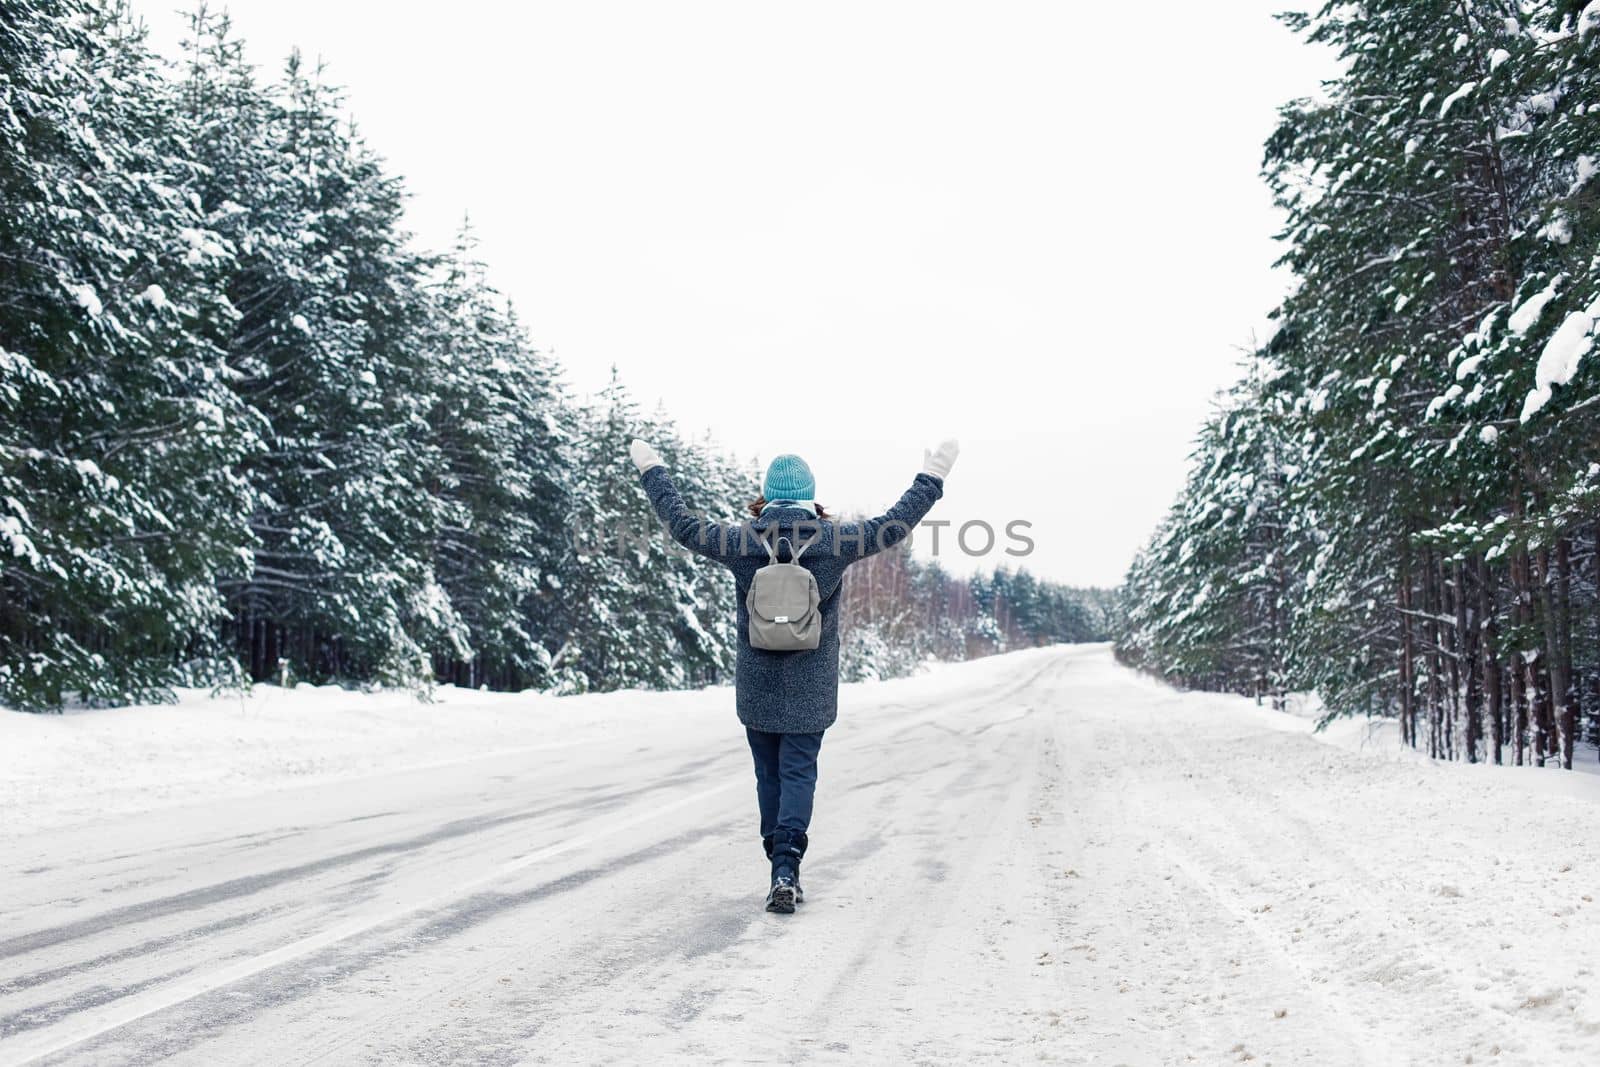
[762,833,807,903]
[766,873,797,913]
[766,831,807,912]
[790,832,807,904]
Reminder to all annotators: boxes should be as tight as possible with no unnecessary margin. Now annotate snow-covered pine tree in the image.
[424,221,573,691]
[1122,0,1600,768]
[1118,360,1298,701]
[653,422,742,686]
[0,0,255,709]
[177,22,455,688]
[549,373,694,691]
[1,1,1113,709]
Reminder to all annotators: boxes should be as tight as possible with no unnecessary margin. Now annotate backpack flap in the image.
[748,531,822,651]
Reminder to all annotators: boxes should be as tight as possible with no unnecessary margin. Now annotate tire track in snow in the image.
[489,653,1074,1063]
[4,772,756,1064]
[1032,664,1376,1065]
[3,651,1074,1065]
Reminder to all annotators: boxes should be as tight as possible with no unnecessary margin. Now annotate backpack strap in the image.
[756,527,781,564]
[757,527,819,564]
[788,529,819,563]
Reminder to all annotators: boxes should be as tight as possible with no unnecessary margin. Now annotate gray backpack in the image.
[747,529,821,651]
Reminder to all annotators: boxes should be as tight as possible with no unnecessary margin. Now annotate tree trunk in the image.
[1458,556,1481,763]
[1556,537,1578,770]
[1534,546,1563,767]
[1476,554,1503,765]
[1511,545,1530,767]
[1399,554,1416,749]
[1426,548,1444,760]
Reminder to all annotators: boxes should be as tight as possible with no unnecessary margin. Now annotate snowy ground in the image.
[3,644,1599,1065]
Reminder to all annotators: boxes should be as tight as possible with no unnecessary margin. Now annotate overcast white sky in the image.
[137,1,1333,587]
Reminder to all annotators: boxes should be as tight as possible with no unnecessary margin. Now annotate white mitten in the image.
[922,438,960,480]
[629,438,664,474]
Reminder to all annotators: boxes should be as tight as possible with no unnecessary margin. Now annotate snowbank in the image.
[1227,686,1600,796]
[0,652,1004,841]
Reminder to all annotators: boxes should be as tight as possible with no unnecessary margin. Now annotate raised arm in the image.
[629,439,747,565]
[837,439,959,562]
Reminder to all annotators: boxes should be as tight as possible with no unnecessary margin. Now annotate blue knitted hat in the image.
[762,454,815,501]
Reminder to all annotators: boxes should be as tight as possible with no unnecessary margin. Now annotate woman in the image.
[627,437,959,913]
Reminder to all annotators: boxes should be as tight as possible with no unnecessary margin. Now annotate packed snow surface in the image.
[3,645,1599,1065]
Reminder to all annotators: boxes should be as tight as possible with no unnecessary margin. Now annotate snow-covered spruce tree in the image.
[1267,0,1532,750]
[838,623,902,683]
[1122,0,1600,767]
[1117,361,1298,703]
[549,374,709,692]
[654,423,745,685]
[963,570,1004,657]
[264,53,459,687]
[1,1,1119,709]
[1458,1,1600,768]
[988,568,1102,646]
[0,0,255,709]
[1266,0,1600,762]
[176,22,457,689]
[424,221,573,691]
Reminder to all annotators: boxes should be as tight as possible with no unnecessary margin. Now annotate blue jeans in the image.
[745,727,824,848]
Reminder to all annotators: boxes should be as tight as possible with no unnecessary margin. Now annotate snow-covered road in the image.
[4,645,1599,1065]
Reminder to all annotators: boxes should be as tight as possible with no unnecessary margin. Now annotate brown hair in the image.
[748,496,829,520]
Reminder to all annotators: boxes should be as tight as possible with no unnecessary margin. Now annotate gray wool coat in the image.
[640,466,945,733]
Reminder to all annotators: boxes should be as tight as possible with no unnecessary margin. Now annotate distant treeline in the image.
[0,1,1104,711]
[838,555,1115,682]
[1118,1,1600,768]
